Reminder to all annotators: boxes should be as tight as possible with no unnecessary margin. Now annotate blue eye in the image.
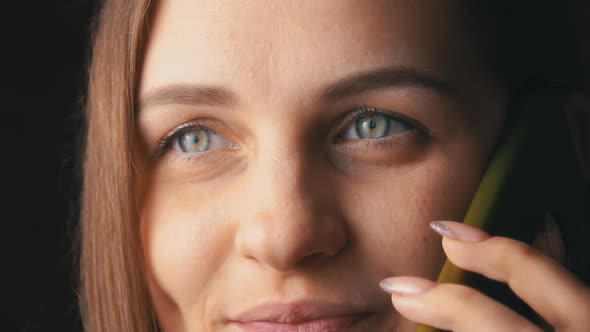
[343,111,413,140]
[178,128,210,153]
[155,122,231,159]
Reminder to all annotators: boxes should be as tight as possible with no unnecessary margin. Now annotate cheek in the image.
[341,147,485,279]
[140,181,235,311]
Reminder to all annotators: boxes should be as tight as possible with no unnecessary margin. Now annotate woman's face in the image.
[137,1,506,331]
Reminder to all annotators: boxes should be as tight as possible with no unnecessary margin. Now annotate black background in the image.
[10,1,96,331]
[9,1,589,331]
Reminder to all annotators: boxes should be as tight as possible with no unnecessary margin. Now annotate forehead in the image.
[140,0,474,102]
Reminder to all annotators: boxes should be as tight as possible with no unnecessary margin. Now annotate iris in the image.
[178,128,210,153]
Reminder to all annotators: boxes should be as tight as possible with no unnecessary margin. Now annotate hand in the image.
[379,217,590,332]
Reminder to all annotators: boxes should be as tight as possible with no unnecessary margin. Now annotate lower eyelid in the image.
[167,148,229,165]
[337,128,419,149]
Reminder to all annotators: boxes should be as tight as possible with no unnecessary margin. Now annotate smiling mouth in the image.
[226,300,376,332]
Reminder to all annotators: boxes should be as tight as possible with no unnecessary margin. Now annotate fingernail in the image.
[544,212,565,263]
[379,276,436,296]
[430,221,489,242]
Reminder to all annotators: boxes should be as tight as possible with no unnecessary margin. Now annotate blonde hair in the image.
[80,0,156,331]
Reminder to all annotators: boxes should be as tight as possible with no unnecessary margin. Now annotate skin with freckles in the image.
[135,0,507,331]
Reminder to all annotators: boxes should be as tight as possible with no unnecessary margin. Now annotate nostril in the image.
[242,253,258,263]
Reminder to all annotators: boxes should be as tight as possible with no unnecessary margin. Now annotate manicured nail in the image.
[429,221,489,242]
[379,276,436,296]
[544,212,565,263]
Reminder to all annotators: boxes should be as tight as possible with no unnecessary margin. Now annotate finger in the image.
[380,276,542,332]
[432,221,590,330]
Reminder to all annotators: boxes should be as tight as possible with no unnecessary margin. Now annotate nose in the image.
[234,147,348,273]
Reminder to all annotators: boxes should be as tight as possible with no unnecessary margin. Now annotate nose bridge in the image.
[234,136,347,272]
[254,120,319,214]
[266,145,310,212]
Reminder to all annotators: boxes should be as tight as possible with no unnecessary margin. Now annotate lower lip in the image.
[231,314,371,332]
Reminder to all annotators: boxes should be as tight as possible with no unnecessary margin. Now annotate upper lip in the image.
[228,300,373,324]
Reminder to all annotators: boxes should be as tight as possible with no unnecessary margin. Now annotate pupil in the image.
[369,120,376,130]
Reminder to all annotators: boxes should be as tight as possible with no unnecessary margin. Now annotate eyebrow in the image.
[139,66,458,111]
[139,85,237,109]
[321,66,457,102]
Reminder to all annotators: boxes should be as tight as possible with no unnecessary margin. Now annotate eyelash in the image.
[153,105,431,159]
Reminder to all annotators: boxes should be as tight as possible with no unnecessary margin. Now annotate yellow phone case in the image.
[417,89,589,332]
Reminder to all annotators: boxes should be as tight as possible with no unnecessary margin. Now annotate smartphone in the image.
[417,87,590,332]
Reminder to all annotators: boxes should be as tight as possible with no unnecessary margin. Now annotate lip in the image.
[227,300,374,332]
